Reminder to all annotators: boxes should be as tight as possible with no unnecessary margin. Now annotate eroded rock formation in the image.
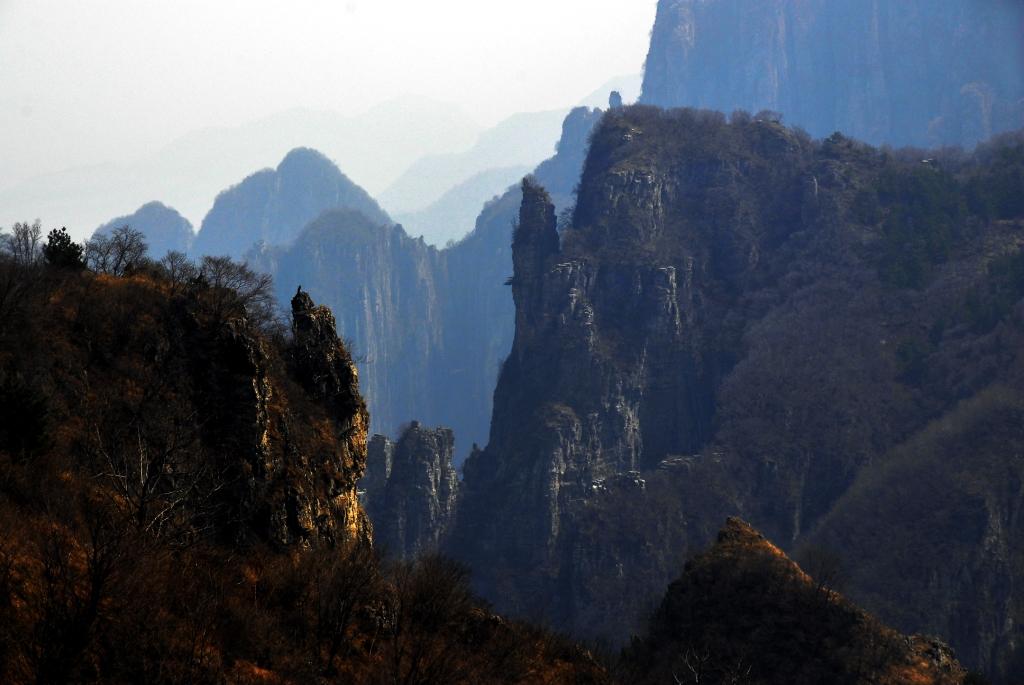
[450,106,1024,681]
[364,422,459,559]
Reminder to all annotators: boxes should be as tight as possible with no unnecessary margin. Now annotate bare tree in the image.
[28,504,131,684]
[380,555,477,685]
[197,255,277,329]
[674,646,713,684]
[159,251,198,294]
[85,226,147,276]
[803,544,846,604]
[299,542,380,676]
[90,419,218,541]
[0,220,42,266]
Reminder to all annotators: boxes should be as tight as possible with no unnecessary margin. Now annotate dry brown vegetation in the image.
[0,244,608,684]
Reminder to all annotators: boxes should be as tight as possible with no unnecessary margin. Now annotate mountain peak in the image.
[94,200,194,256]
[277,146,340,176]
[192,148,390,259]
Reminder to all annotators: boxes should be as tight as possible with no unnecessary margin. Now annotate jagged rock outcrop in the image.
[451,106,1024,680]
[252,212,447,448]
[624,518,967,685]
[255,107,604,459]
[0,264,372,548]
[641,0,1024,148]
[93,200,194,256]
[364,422,459,559]
[192,147,390,259]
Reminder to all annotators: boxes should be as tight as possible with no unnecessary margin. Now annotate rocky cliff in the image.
[192,147,390,259]
[255,107,604,458]
[451,106,1024,680]
[364,422,459,560]
[252,211,447,446]
[0,260,371,548]
[642,0,1024,148]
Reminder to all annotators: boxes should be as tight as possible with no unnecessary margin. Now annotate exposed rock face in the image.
[192,147,390,259]
[252,212,448,449]
[451,106,1024,680]
[0,267,372,548]
[254,108,604,459]
[179,289,371,546]
[364,422,459,559]
[624,518,966,685]
[642,0,1024,148]
[287,289,371,541]
[94,200,194,256]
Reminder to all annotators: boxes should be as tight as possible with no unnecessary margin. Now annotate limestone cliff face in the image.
[179,287,372,546]
[451,106,1024,680]
[287,289,371,542]
[254,212,446,450]
[364,422,459,559]
[642,0,1024,148]
[255,108,604,459]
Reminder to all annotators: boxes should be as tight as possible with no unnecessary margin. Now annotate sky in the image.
[0,0,659,192]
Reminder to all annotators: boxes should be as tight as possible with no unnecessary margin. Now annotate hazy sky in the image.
[0,0,658,188]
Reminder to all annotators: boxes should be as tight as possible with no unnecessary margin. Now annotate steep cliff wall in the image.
[255,108,604,457]
[642,0,1024,148]
[253,211,447,443]
[452,106,1024,679]
[364,422,459,559]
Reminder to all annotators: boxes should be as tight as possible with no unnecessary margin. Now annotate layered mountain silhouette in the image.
[191,147,390,260]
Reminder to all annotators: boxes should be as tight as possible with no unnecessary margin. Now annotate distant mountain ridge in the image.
[93,201,194,256]
[395,165,530,247]
[192,147,390,259]
[380,109,569,215]
[1,98,480,241]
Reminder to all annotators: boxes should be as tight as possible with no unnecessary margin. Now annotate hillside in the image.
[449,106,1024,680]
[380,109,568,214]
[395,165,531,246]
[0,244,607,684]
[624,519,966,685]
